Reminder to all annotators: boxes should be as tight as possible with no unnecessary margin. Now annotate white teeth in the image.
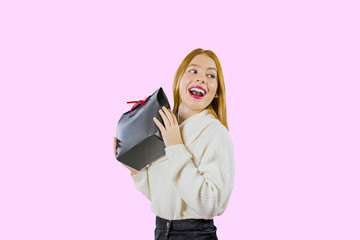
[189,88,205,95]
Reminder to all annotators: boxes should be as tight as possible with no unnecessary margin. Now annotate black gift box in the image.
[115,87,170,170]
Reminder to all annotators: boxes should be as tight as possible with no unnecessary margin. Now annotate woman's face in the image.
[178,53,218,113]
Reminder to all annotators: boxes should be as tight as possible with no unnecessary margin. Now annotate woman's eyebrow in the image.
[187,64,217,71]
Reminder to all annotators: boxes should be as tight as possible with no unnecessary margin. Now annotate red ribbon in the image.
[127,97,149,118]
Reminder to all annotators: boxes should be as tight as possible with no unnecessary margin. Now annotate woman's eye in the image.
[208,74,215,78]
[189,69,197,73]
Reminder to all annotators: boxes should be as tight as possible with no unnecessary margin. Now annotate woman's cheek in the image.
[208,81,218,94]
[179,77,191,91]
[181,75,191,85]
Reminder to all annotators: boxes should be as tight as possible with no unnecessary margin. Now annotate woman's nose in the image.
[196,79,205,84]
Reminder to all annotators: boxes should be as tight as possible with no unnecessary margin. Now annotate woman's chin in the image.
[183,101,208,111]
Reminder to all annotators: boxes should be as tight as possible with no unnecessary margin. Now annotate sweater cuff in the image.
[165,144,193,172]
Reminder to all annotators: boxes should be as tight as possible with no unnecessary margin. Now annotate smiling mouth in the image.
[188,89,206,99]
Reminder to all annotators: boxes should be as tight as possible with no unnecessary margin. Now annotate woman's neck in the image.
[177,104,205,125]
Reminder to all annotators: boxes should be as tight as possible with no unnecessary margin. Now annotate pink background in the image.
[1,0,359,239]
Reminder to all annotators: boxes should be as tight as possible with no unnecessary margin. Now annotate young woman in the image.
[113,48,234,240]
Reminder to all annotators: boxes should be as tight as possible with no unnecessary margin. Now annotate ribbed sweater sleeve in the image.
[131,166,151,201]
[164,123,234,219]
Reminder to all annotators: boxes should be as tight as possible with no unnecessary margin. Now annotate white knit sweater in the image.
[131,108,234,220]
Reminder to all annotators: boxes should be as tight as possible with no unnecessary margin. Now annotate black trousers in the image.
[155,216,218,240]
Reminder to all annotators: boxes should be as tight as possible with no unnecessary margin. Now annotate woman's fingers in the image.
[161,107,175,126]
[158,108,171,128]
[169,109,178,124]
[113,137,117,157]
[153,114,168,146]
[153,117,166,134]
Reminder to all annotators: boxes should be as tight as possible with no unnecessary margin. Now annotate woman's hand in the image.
[113,137,139,175]
[153,106,184,147]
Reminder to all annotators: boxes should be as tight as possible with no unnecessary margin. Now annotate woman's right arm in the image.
[113,137,151,201]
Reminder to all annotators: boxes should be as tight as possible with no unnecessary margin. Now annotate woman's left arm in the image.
[165,124,235,219]
[153,107,235,219]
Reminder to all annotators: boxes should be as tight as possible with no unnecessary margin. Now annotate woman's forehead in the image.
[188,54,216,69]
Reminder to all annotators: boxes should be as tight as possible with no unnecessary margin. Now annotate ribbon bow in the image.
[127,97,149,118]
